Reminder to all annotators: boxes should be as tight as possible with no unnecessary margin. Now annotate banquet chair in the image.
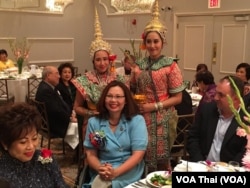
[26,77,42,103]
[170,113,195,163]
[0,78,15,106]
[29,99,66,154]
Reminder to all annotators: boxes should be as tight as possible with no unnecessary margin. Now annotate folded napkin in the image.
[174,160,208,172]
[64,122,79,149]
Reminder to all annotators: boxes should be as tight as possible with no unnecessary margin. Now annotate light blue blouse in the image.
[84,114,148,188]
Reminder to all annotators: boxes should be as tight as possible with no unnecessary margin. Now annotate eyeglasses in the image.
[106,95,125,100]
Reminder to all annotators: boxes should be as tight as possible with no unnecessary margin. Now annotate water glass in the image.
[228,161,239,171]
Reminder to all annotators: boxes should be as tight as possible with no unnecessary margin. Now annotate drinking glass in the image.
[228,161,239,171]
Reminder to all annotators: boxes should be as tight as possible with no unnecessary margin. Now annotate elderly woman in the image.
[0,103,69,188]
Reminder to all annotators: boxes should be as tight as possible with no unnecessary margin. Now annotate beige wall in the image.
[1,0,250,74]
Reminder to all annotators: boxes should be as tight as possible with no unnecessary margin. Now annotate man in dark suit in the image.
[35,66,71,137]
[187,75,248,165]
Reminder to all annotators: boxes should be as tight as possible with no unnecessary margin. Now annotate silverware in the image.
[131,184,141,188]
[134,180,150,187]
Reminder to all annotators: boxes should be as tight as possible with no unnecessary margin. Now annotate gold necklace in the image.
[96,71,109,89]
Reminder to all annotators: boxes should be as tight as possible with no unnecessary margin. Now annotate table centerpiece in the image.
[9,37,31,75]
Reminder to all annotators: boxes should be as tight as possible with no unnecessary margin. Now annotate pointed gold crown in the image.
[144,0,167,42]
[89,8,112,58]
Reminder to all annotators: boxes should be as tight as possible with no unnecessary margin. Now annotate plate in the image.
[5,67,18,72]
[173,160,208,172]
[146,171,171,188]
[190,93,202,101]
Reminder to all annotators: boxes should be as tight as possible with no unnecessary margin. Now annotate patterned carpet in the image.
[38,137,79,188]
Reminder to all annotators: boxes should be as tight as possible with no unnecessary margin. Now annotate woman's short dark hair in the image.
[196,63,208,72]
[96,80,139,120]
[195,70,215,85]
[0,103,41,149]
[236,62,250,80]
[58,62,75,78]
[0,49,8,57]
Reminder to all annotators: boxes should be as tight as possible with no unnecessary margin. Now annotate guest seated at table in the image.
[116,52,135,76]
[35,66,71,138]
[196,63,208,73]
[235,62,250,84]
[187,75,248,165]
[56,62,77,121]
[83,80,148,188]
[235,62,250,109]
[191,63,208,95]
[195,70,216,116]
[0,102,69,188]
[0,49,15,71]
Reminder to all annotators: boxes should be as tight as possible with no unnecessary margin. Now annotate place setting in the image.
[125,170,172,188]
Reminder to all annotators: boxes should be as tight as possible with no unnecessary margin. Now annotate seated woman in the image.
[56,62,77,121]
[83,80,148,188]
[235,62,250,109]
[195,70,216,116]
[0,49,15,71]
[0,103,69,188]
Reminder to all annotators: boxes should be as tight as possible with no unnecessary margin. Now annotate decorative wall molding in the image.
[0,37,74,65]
[99,0,151,16]
[219,24,247,74]
[0,0,73,15]
[173,9,250,56]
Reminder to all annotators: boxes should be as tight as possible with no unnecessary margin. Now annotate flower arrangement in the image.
[227,76,250,171]
[89,130,107,149]
[38,148,53,164]
[120,38,146,63]
[9,37,31,74]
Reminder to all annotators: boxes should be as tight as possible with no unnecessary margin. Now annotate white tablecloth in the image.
[7,79,28,102]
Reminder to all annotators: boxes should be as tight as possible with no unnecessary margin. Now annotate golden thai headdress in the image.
[143,0,167,43]
[89,8,112,58]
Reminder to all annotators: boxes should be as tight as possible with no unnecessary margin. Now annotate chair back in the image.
[0,78,15,105]
[29,99,50,136]
[26,77,42,102]
[29,98,66,153]
[171,113,195,161]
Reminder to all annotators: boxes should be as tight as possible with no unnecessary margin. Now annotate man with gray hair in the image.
[36,66,71,137]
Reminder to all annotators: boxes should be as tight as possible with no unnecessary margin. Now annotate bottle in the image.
[191,80,198,93]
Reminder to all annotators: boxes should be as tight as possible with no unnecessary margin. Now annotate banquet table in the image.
[124,160,247,188]
[186,89,202,112]
[1,68,42,102]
